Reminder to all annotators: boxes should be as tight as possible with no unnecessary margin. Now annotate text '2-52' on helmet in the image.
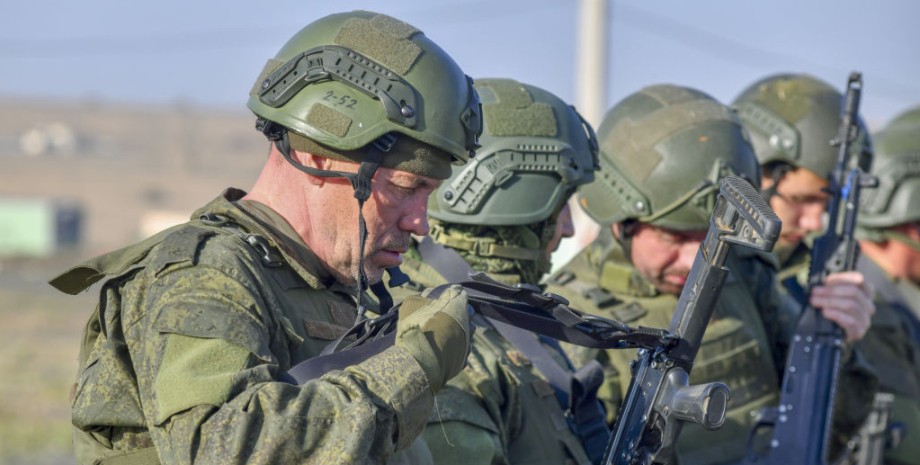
[731,73,872,179]
[246,10,482,171]
[429,78,599,226]
[578,84,761,231]
[859,105,920,233]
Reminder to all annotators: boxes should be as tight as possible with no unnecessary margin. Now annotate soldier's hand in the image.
[395,285,472,393]
[809,271,875,342]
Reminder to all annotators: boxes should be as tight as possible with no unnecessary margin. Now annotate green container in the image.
[0,198,81,257]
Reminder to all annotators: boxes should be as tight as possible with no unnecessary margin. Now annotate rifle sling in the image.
[286,332,395,384]
[418,236,610,464]
[286,238,654,391]
[417,236,578,393]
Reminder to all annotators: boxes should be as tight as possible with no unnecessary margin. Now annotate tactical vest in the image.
[544,239,782,465]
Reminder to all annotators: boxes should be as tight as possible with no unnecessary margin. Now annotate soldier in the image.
[734,74,920,464]
[854,105,920,465]
[50,11,482,465]
[731,73,872,291]
[543,84,877,464]
[386,78,607,465]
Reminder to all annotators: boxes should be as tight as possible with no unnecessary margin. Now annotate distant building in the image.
[0,197,81,258]
[0,96,265,255]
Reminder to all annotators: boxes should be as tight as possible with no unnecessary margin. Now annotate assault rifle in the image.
[603,175,781,465]
[745,72,878,465]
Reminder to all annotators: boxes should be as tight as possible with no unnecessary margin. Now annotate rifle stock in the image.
[603,175,781,465]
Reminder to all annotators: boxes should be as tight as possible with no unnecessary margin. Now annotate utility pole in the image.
[553,0,609,271]
[575,0,609,128]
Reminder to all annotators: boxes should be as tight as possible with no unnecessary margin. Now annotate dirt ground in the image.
[0,255,95,465]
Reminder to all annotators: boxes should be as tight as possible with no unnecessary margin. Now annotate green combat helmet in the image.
[859,106,920,247]
[247,10,481,169]
[732,73,872,181]
[427,78,599,281]
[578,84,761,232]
[430,78,598,225]
[246,10,483,312]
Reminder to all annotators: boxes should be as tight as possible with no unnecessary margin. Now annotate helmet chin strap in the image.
[614,220,640,266]
[761,163,793,202]
[258,119,406,320]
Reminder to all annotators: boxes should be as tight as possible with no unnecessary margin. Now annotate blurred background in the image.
[2,0,918,463]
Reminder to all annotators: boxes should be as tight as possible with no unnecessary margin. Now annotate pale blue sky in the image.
[3,0,919,128]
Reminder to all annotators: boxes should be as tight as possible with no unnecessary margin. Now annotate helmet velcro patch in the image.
[306,103,353,138]
[484,103,557,138]
[334,16,421,76]
[610,99,734,183]
[753,77,838,124]
[481,80,558,137]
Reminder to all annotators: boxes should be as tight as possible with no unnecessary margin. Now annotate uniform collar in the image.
[192,188,335,290]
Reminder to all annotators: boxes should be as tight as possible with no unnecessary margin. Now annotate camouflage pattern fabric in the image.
[389,240,594,465]
[543,229,877,465]
[60,189,436,465]
[426,218,555,286]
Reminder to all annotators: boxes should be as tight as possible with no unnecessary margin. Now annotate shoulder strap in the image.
[49,223,203,295]
[286,332,396,384]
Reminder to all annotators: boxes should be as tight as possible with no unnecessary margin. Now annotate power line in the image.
[613,3,920,104]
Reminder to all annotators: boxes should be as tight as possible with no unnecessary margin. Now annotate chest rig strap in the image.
[199,212,284,268]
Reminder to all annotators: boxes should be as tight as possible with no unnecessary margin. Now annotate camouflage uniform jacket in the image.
[54,189,435,465]
[542,230,876,465]
[387,241,594,465]
[854,255,920,465]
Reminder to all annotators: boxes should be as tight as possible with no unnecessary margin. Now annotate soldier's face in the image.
[627,224,706,295]
[901,223,920,284]
[762,167,829,249]
[315,162,440,286]
[545,202,575,257]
